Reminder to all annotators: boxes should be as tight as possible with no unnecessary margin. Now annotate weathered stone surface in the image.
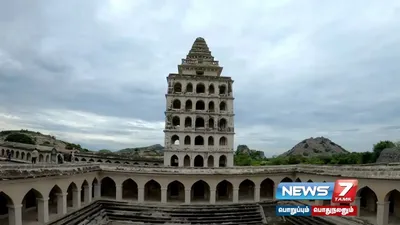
[376,148,400,163]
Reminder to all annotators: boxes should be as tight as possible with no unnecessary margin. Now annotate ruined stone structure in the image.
[163,37,234,168]
[0,38,399,225]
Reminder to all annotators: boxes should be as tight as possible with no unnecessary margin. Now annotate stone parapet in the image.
[0,163,100,180]
[1,163,400,180]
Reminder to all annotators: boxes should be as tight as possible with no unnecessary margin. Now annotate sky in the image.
[1,0,400,156]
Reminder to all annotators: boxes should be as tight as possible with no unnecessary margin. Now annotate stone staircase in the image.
[104,201,266,225]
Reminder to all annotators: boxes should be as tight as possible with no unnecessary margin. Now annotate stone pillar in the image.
[83,185,92,204]
[351,197,360,217]
[210,189,216,204]
[185,189,191,204]
[233,188,239,203]
[376,201,390,225]
[37,197,49,223]
[72,189,81,209]
[94,183,101,199]
[56,193,67,215]
[138,188,144,203]
[116,184,122,201]
[7,204,22,225]
[161,188,167,203]
[254,187,260,202]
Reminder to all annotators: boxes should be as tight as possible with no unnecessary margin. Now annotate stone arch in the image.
[208,118,215,129]
[75,157,79,162]
[171,135,179,145]
[194,136,204,145]
[48,185,63,216]
[195,117,205,128]
[208,136,214,146]
[170,155,178,167]
[295,178,301,182]
[57,154,63,163]
[384,189,400,220]
[184,155,190,167]
[167,180,185,202]
[191,180,210,202]
[209,84,215,94]
[92,178,98,198]
[45,154,50,162]
[145,180,161,202]
[144,163,149,166]
[219,136,227,146]
[133,162,139,165]
[1,149,4,156]
[124,162,129,164]
[184,136,191,145]
[15,151,19,159]
[39,154,44,162]
[219,155,227,167]
[89,159,94,162]
[196,83,205,93]
[307,179,313,182]
[239,179,255,201]
[80,180,89,204]
[195,100,205,110]
[21,188,43,223]
[186,83,193,92]
[10,150,14,157]
[216,180,233,202]
[185,100,192,110]
[97,159,103,163]
[219,85,226,94]
[67,182,79,207]
[173,82,182,93]
[105,160,111,163]
[208,101,215,112]
[172,99,181,109]
[101,177,116,199]
[172,116,180,126]
[260,178,274,199]
[26,152,31,161]
[219,118,227,129]
[220,101,227,111]
[207,155,214,167]
[122,179,138,200]
[21,152,25,160]
[194,155,204,167]
[81,158,87,162]
[184,117,192,127]
[357,186,378,216]
[0,191,13,225]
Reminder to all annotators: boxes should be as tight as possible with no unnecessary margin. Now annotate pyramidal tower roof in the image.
[179,37,223,76]
[187,37,213,59]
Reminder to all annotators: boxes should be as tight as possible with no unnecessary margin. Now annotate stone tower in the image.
[163,37,235,168]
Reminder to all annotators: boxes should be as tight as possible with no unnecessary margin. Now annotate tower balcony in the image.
[181,59,219,66]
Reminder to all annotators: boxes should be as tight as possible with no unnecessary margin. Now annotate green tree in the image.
[98,149,112,154]
[5,133,35,145]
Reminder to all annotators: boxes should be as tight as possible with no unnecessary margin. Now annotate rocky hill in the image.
[280,137,349,157]
[236,145,265,158]
[0,129,87,152]
[117,144,164,157]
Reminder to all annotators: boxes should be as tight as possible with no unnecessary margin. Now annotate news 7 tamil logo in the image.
[276,179,358,203]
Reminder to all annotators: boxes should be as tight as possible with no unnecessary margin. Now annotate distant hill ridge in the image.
[280,137,349,157]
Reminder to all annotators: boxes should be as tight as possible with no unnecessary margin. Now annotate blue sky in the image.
[0,0,400,156]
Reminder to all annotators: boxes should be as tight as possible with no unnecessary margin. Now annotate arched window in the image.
[186,83,193,92]
[195,136,204,145]
[219,137,227,146]
[185,100,192,110]
[208,118,214,128]
[195,117,205,128]
[171,135,179,145]
[174,83,182,93]
[209,84,215,94]
[208,136,214,146]
[172,99,181,109]
[220,102,227,111]
[219,85,226,94]
[208,101,215,112]
[172,116,180,126]
[196,100,205,110]
[219,118,227,129]
[170,155,178,167]
[185,117,192,127]
[184,136,191,145]
[196,83,205,93]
